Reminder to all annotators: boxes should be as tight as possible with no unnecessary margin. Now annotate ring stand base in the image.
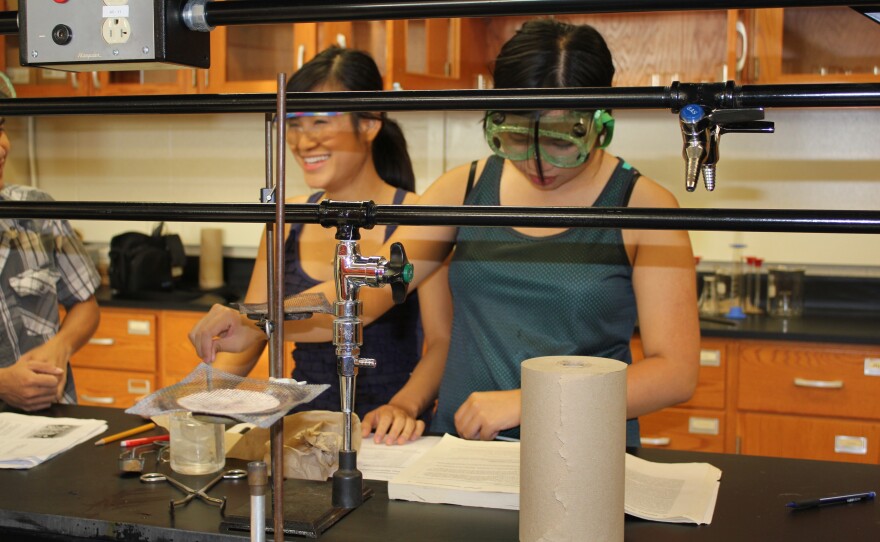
[220,478,373,539]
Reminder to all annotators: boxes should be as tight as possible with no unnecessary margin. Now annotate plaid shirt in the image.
[0,184,101,404]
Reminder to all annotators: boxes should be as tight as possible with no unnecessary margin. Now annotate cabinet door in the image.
[202,24,315,93]
[90,69,197,96]
[75,367,154,409]
[640,407,726,452]
[70,308,157,373]
[738,412,880,464]
[159,310,286,388]
[737,341,880,421]
[747,7,880,83]
[388,18,489,90]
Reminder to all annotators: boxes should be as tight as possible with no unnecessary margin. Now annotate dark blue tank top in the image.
[431,155,642,446]
[285,190,424,419]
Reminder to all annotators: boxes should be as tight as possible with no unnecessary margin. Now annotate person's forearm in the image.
[212,338,267,377]
[387,339,449,418]
[626,353,699,419]
[54,297,100,365]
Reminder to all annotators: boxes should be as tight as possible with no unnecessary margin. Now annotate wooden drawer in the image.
[639,407,726,453]
[738,412,880,464]
[159,311,280,388]
[74,367,154,409]
[70,309,157,372]
[631,337,726,410]
[737,341,880,420]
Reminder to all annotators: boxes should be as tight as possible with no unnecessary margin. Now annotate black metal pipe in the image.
[0,84,879,117]
[2,201,879,234]
[0,1,876,35]
[200,0,880,27]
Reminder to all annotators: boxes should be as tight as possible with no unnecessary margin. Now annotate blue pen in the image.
[786,491,876,510]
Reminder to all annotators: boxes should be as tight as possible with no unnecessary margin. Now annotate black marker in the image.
[787,491,876,510]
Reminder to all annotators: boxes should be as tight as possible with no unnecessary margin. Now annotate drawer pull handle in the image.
[80,394,114,405]
[794,377,843,389]
[688,417,720,435]
[640,437,670,446]
[88,338,115,346]
[127,379,151,395]
[834,435,868,455]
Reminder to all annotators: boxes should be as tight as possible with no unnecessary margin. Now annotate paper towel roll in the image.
[520,356,627,542]
[199,228,224,290]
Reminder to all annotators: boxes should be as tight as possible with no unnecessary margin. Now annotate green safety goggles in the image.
[484,109,614,168]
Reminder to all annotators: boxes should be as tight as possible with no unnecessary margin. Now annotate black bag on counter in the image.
[109,223,186,297]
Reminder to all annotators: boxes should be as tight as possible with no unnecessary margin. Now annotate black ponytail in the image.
[287,46,416,192]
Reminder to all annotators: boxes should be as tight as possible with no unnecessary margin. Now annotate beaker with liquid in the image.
[698,274,720,316]
[767,266,805,317]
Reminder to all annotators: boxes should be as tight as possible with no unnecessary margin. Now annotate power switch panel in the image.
[19,0,209,71]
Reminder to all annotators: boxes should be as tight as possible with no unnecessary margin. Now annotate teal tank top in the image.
[431,155,642,447]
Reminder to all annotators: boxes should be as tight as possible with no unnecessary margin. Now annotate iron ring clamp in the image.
[670,81,775,193]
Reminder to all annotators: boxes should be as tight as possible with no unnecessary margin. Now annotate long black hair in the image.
[287,46,416,192]
[492,19,615,89]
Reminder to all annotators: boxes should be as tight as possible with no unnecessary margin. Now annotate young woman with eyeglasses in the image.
[204,47,451,443]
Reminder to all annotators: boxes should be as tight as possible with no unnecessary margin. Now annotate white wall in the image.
[5,107,880,270]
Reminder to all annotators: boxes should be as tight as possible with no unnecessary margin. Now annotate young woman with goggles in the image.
[191,20,699,447]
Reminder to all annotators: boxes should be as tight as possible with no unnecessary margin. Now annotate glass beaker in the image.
[169,412,225,475]
[698,274,720,316]
[767,266,805,317]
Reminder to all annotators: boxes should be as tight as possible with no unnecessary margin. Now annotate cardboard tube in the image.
[199,227,224,290]
[520,356,627,542]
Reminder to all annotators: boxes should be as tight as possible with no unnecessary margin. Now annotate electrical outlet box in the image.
[19,0,209,72]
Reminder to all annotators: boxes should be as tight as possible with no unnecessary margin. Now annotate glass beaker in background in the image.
[767,266,805,317]
[698,274,720,316]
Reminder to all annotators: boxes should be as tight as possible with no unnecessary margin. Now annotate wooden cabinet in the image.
[69,308,157,408]
[732,7,880,84]
[633,337,728,453]
[735,340,880,463]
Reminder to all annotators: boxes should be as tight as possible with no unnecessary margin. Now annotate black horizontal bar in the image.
[0,84,878,117]
[1,201,879,234]
[201,0,880,26]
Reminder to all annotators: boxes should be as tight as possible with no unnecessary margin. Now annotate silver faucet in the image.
[331,228,412,508]
[678,103,774,192]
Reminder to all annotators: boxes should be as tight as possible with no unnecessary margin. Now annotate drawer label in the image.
[127,320,151,336]
[864,358,880,377]
[699,349,721,367]
[688,417,720,435]
[834,435,868,455]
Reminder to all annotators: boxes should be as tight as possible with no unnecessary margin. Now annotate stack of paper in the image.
[0,412,107,469]
[381,435,722,525]
[624,453,722,524]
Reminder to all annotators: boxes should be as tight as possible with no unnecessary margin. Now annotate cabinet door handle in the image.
[735,19,748,74]
[640,437,670,446]
[297,45,306,69]
[88,338,115,346]
[699,349,721,367]
[80,394,114,405]
[69,72,79,90]
[91,71,101,89]
[794,377,844,389]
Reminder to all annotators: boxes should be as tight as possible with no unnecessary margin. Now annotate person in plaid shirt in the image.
[0,115,101,411]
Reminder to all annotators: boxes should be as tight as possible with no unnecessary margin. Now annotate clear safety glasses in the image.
[285,111,350,140]
[484,109,614,168]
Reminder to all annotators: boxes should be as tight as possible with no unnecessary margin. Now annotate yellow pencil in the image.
[93,422,156,446]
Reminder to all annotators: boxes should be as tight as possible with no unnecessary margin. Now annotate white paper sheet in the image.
[0,413,107,469]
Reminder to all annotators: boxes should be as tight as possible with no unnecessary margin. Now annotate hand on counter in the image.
[0,360,64,411]
[362,404,426,445]
[189,304,266,363]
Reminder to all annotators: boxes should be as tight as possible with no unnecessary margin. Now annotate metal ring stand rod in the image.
[268,73,287,542]
[0,83,878,117]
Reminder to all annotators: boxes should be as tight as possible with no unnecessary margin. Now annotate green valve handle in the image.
[388,242,412,304]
